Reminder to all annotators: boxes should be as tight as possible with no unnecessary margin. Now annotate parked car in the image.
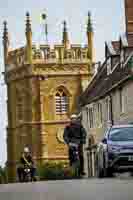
[95,124,133,178]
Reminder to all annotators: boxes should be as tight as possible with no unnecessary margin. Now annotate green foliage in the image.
[128,57,133,69]
[0,166,7,184]
[38,161,79,180]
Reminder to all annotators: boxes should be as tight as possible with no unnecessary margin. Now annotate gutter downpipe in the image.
[109,94,114,126]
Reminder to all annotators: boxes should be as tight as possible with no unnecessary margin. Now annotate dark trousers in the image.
[68,144,84,175]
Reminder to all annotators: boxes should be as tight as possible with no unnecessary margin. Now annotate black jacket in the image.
[63,122,87,145]
[20,154,34,167]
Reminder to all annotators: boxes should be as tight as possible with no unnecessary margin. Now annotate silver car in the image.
[95,124,133,178]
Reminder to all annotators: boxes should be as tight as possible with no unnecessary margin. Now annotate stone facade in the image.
[81,78,133,177]
[3,12,94,182]
[80,0,133,177]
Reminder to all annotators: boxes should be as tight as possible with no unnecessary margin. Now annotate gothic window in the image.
[55,89,69,114]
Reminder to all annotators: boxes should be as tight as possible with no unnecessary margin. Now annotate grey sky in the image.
[0,0,125,166]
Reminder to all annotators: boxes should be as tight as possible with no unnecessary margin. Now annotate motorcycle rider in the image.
[63,114,87,176]
[17,147,37,182]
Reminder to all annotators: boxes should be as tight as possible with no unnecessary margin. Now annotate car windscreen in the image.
[109,127,133,141]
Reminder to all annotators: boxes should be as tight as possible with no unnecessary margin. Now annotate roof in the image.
[79,43,133,106]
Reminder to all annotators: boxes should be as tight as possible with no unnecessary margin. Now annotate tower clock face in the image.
[56,128,65,143]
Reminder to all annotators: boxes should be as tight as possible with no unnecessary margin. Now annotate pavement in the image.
[0,174,133,200]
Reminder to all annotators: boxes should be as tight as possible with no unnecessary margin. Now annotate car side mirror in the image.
[102,138,107,144]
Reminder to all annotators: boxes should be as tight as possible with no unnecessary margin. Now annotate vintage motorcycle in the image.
[69,142,81,177]
[22,165,32,182]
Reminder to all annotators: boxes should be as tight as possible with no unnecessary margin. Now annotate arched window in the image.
[55,88,68,114]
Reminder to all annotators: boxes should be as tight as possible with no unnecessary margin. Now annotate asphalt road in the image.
[0,175,133,200]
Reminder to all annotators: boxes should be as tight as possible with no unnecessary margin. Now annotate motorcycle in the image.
[23,165,32,182]
[17,163,37,183]
[69,143,80,177]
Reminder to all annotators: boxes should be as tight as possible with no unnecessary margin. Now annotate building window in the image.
[106,98,111,122]
[55,89,68,114]
[98,102,103,125]
[88,107,94,128]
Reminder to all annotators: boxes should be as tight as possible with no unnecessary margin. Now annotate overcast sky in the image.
[0,0,125,166]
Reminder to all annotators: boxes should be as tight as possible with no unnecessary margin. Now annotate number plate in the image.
[128,156,133,161]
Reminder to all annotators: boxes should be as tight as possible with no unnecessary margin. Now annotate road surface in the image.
[0,175,133,200]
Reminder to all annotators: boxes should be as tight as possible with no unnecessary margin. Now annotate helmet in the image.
[70,114,77,120]
[24,147,30,153]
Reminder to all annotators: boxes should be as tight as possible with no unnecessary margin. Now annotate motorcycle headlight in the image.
[24,168,30,172]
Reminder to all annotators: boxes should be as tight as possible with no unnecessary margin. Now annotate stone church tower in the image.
[3,12,94,182]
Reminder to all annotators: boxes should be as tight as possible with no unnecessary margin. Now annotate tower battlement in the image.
[3,12,94,72]
[6,44,90,71]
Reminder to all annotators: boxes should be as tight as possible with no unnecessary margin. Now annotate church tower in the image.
[3,12,94,182]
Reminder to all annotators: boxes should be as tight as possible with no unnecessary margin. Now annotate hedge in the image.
[38,161,80,180]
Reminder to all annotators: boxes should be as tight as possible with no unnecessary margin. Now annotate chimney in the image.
[125,0,133,35]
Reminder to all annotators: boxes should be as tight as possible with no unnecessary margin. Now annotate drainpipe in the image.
[109,94,114,126]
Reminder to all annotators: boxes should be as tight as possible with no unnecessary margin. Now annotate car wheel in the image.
[105,168,113,178]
